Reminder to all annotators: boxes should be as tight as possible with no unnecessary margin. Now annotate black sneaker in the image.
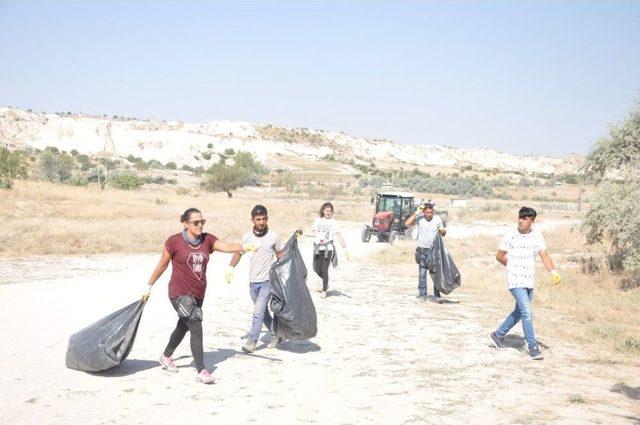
[490,332,507,350]
[432,297,444,304]
[528,346,544,360]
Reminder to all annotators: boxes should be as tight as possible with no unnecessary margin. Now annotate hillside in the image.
[0,107,581,174]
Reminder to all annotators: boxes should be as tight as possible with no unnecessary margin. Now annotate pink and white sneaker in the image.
[196,369,215,384]
[158,355,179,373]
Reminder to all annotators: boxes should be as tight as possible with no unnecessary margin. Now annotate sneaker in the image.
[196,369,215,384]
[490,332,507,350]
[529,346,544,360]
[432,297,444,304]
[416,294,427,302]
[267,336,283,349]
[158,355,179,373]
[320,291,327,299]
[242,339,257,353]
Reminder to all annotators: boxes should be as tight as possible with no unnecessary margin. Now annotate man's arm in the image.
[539,250,555,272]
[496,249,508,266]
[438,217,446,237]
[405,211,421,226]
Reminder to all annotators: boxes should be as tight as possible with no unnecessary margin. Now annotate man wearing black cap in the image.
[227,205,285,353]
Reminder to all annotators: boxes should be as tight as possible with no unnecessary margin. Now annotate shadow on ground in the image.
[90,359,158,377]
[277,339,321,354]
[326,290,350,298]
[611,382,640,400]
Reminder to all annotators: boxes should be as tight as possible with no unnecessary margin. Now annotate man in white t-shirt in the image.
[227,205,285,353]
[405,202,446,303]
[490,206,562,360]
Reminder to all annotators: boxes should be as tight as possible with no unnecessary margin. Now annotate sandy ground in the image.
[1,222,639,425]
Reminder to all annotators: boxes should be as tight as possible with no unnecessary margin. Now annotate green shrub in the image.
[0,148,28,189]
[110,172,145,190]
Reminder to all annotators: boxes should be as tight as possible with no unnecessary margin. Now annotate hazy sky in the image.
[1,1,639,156]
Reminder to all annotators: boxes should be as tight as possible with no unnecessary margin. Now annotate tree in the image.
[36,150,62,182]
[202,163,250,198]
[165,161,177,170]
[274,171,296,192]
[0,148,28,189]
[581,102,640,272]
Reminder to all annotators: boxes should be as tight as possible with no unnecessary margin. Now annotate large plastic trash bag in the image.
[431,234,461,295]
[270,233,317,340]
[66,299,146,372]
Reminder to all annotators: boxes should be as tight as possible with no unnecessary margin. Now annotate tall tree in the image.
[581,102,640,272]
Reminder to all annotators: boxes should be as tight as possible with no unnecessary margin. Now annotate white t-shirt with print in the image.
[499,228,546,289]
[313,217,340,251]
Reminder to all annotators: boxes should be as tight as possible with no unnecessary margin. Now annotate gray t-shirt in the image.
[242,230,284,283]
[416,214,444,249]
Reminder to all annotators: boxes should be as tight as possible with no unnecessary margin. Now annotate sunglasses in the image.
[188,219,207,226]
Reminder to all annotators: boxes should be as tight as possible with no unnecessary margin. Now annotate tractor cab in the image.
[362,191,415,244]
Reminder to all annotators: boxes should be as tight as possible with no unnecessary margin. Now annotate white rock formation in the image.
[0,107,580,173]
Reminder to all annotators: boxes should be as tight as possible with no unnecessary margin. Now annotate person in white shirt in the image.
[489,206,562,360]
[309,202,349,299]
[405,202,446,303]
[226,205,285,353]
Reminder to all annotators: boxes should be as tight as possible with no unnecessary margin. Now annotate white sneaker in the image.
[320,291,327,299]
[158,355,179,373]
[196,369,215,384]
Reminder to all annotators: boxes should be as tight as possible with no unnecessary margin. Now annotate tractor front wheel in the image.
[361,227,372,243]
[389,230,399,245]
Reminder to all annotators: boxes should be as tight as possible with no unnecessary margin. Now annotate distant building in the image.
[450,198,468,208]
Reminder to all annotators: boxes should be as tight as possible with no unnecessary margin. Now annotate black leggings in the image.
[163,297,205,372]
[313,250,334,292]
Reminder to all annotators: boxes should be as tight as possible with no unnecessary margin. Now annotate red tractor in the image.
[361,191,416,244]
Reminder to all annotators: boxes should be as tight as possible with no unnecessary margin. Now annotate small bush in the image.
[110,172,145,190]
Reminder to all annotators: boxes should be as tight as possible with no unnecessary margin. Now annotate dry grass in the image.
[371,226,640,361]
[0,180,372,257]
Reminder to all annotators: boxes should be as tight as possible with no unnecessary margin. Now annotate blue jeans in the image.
[495,287,537,349]
[418,266,441,298]
[248,280,273,343]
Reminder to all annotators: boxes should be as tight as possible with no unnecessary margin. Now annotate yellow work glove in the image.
[550,270,562,286]
[242,242,257,253]
[344,248,350,261]
[141,285,151,303]
[224,266,234,285]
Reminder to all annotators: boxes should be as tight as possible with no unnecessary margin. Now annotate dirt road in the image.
[0,223,638,424]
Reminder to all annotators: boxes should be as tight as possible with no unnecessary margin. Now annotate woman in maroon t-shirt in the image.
[146,207,243,384]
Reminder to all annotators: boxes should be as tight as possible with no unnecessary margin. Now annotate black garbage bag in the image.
[66,299,146,372]
[431,234,461,295]
[270,233,317,340]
